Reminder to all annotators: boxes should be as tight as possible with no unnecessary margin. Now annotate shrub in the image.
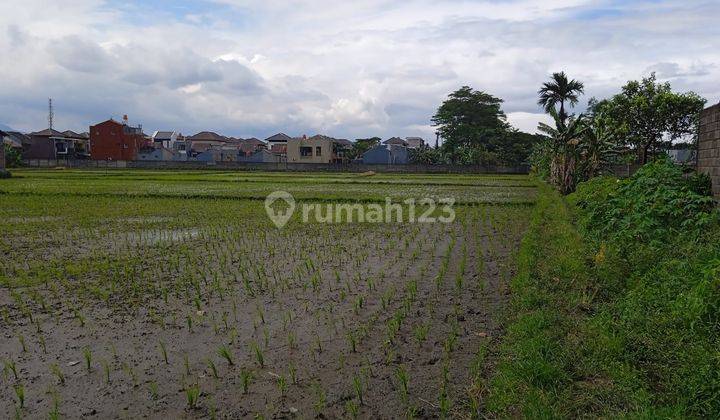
[569,157,716,248]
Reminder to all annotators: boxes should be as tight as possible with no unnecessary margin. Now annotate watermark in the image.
[264,190,455,228]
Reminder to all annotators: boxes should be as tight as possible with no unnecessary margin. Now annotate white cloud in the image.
[0,0,718,139]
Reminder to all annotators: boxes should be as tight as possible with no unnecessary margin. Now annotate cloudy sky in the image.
[1,0,718,140]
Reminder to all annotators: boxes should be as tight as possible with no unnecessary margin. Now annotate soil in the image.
[0,206,530,419]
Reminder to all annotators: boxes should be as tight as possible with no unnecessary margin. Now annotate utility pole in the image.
[435,131,439,149]
[48,98,54,131]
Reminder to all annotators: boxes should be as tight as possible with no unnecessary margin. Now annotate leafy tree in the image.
[4,145,21,167]
[538,72,585,122]
[495,130,541,166]
[577,114,620,179]
[589,73,706,164]
[347,137,381,160]
[408,144,446,165]
[431,86,508,155]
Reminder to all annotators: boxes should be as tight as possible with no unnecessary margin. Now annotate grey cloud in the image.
[51,35,111,73]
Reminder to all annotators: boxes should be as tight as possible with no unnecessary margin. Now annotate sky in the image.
[0,0,718,140]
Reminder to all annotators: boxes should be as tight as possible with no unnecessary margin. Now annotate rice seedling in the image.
[49,363,64,385]
[218,345,234,366]
[207,358,219,379]
[159,340,168,364]
[312,381,326,414]
[14,383,25,408]
[83,347,92,372]
[352,374,364,405]
[148,381,159,400]
[4,359,18,380]
[18,335,26,353]
[395,364,409,402]
[250,342,264,368]
[186,383,200,409]
[277,374,287,397]
[101,359,111,384]
[345,400,360,419]
[239,368,253,394]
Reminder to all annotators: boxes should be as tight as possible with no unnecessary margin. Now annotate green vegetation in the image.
[488,159,720,417]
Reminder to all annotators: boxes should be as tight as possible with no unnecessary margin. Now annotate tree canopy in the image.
[429,86,537,166]
[589,73,705,163]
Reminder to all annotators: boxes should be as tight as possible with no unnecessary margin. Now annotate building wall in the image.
[23,136,56,160]
[362,145,391,164]
[90,120,144,161]
[23,158,531,173]
[287,138,335,163]
[698,103,720,198]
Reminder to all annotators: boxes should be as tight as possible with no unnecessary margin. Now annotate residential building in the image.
[265,133,292,155]
[362,144,409,165]
[137,147,176,161]
[2,131,29,150]
[89,117,146,161]
[384,137,408,147]
[239,137,267,156]
[238,149,282,163]
[405,137,425,149]
[60,130,90,158]
[24,128,63,159]
[188,131,227,153]
[152,131,181,149]
[287,134,343,163]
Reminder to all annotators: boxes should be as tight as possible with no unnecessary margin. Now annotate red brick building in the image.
[90,118,146,161]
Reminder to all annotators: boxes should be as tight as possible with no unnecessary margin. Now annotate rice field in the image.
[0,169,537,418]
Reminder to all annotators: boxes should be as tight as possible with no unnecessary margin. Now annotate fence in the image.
[21,159,531,174]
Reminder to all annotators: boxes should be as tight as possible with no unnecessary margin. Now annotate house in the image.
[405,137,425,149]
[152,131,180,149]
[137,147,176,161]
[24,128,63,159]
[362,144,409,165]
[89,116,146,161]
[239,137,267,156]
[238,149,282,163]
[287,134,347,164]
[384,137,408,147]
[2,131,29,150]
[265,133,292,155]
[60,130,90,158]
[188,131,227,153]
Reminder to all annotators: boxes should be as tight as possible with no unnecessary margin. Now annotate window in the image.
[300,146,313,157]
[315,146,322,156]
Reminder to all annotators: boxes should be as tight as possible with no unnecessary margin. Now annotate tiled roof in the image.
[265,133,292,142]
[188,131,226,141]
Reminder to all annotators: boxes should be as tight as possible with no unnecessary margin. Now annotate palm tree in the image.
[538,72,585,122]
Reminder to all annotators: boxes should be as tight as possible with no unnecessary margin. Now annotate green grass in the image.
[487,179,720,418]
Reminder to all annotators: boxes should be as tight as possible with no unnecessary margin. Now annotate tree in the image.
[577,114,619,179]
[537,109,589,194]
[0,134,8,177]
[538,72,585,122]
[431,86,508,154]
[347,137,381,160]
[590,73,706,164]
